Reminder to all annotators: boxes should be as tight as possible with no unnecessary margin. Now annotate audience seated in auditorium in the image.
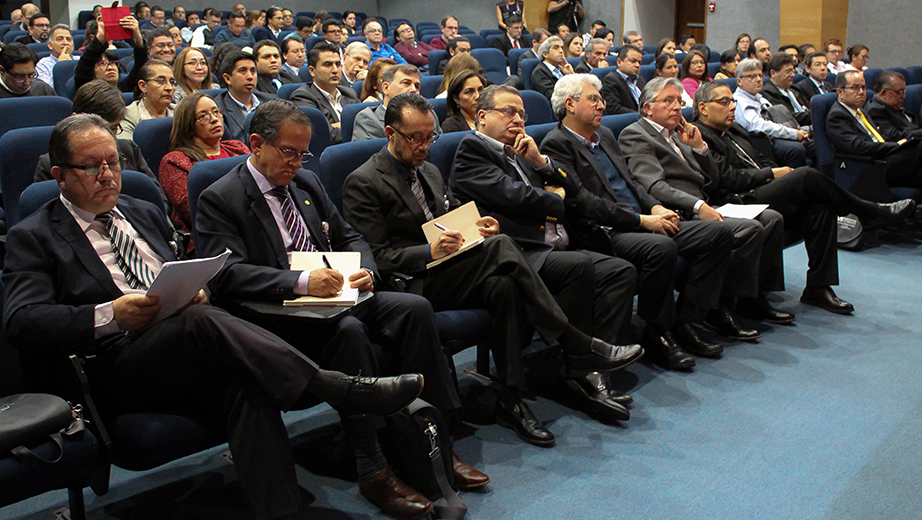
[518,28,550,74]
[866,71,922,141]
[734,33,751,58]
[747,38,772,65]
[252,6,285,46]
[594,27,616,54]
[167,25,183,49]
[601,45,645,114]
[492,14,529,57]
[548,0,584,34]
[681,49,710,98]
[354,63,441,140]
[35,24,74,85]
[342,10,358,36]
[429,15,459,51]
[179,11,198,44]
[213,50,277,143]
[677,33,696,53]
[281,37,305,77]
[778,44,800,67]
[290,42,361,144]
[321,19,347,59]
[342,41,371,85]
[172,47,219,104]
[437,53,483,98]
[244,9,264,31]
[761,53,812,126]
[253,40,299,95]
[133,1,150,20]
[564,33,584,58]
[655,37,676,58]
[394,22,432,71]
[190,8,221,48]
[210,42,240,86]
[824,38,848,74]
[437,36,471,75]
[214,12,256,48]
[827,70,922,189]
[0,43,56,98]
[532,36,574,100]
[714,50,740,80]
[232,2,245,15]
[363,19,406,65]
[622,30,643,50]
[655,53,693,107]
[692,81,914,313]
[16,13,50,44]
[119,59,175,140]
[794,51,834,98]
[497,0,525,30]
[76,14,144,93]
[843,44,869,72]
[574,37,610,73]
[442,70,487,132]
[360,57,396,102]
[292,16,314,41]
[553,23,570,40]
[139,5,166,32]
[144,27,178,65]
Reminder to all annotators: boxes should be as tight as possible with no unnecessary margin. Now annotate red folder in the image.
[101,6,132,40]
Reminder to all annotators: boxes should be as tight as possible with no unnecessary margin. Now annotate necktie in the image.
[857,109,885,143]
[269,186,314,252]
[513,39,520,49]
[272,78,282,90]
[784,89,805,113]
[408,169,434,221]
[504,147,569,246]
[95,211,157,290]
[728,137,761,168]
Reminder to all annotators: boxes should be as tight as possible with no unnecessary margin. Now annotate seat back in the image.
[520,58,540,90]
[601,113,640,138]
[243,106,329,172]
[429,49,449,73]
[707,62,720,80]
[187,155,250,227]
[906,66,922,86]
[810,92,839,167]
[639,64,656,82]
[420,75,443,99]
[863,68,883,93]
[589,65,617,84]
[508,48,530,76]
[429,130,473,185]
[298,64,313,83]
[526,122,556,146]
[430,98,447,123]
[20,171,167,223]
[52,59,80,96]
[521,90,554,125]
[0,126,54,227]
[133,117,175,178]
[318,138,388,211]
[277,82,304,100]
[0,97,72,142]
[641,53,655,65]
[4,30,27,44]
[904,85,922,119]
[466,34,487,49]
[715,77,737,92]
[342,101,381,142]
[472,48,508,85]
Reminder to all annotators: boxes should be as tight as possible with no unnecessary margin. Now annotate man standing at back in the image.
[290,42,361,144]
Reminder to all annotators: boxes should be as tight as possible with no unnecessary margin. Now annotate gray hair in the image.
[538,36,562,60]
[49,114,114,167]
[50,23,71,37]
[692,81,731,120]
[584,38,608,57]
[735,58,762,79]
[623,31,641,45]
[382,63,419,85]
[344,41,371,58]
[551,73,602,120]
[639,77,683,116]
[476,84,520,114]
[249,99,312,144]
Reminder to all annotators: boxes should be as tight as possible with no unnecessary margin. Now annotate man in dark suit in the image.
[491,14,529,57]
[14,12,49,44]
[353,64,441,141]
[600,45,645,114]
[694,82,915,314]
[343,93,644,446]
[620,77,780,341]
[794,51,835,100]
[761,53,812,127]
[541,74,735,369]
[253,40,300,96]
[827,70,922,189]
[574,38,610,73]
[531,35,574,100]
[289,42,361,144]
[435,36,472,75]
[194,100,488,519]
[3,114,422,520]
[213,50,277,143]
[866,70,922,141]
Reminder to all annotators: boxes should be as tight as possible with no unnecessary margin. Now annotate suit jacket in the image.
[353,103,442,141]
[289,83,361,143]
[492,33,529,56]
[213,90,277,143]
[251,27,283,46]
[3,196,175,352]
[255,70,300,95]
[450,133,572,269]
[574,56,592,74]
[601,70,645,115]
[865,94,922,141]
[194,162,377,302]
[826,100,900,159]
[531,62,560,100]
[441,113,473,133]
[539,123,659,243]
[793,76,835,99]
[693,120,777,205]
[342,148,458,292]
[517,49,538,75]
[761,80,812,126]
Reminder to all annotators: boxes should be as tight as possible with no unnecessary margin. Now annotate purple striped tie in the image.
[270,186,314,252]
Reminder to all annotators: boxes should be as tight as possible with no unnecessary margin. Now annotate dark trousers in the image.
[422,234,571,387]
[103,304,317,520]
[721,209,786,297]
[605,220,733,329]
[538,249,637,343]
[884,141,922,188]
[772,138,814,168]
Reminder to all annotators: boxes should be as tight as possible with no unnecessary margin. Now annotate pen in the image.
[434,222,449,231]
[322,254,332,269]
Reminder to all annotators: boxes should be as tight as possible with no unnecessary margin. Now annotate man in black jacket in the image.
[693,81,915,315]
[491,14,529,57]
[531,35,574,100]
[794,51,835,99]
[761,53,812,126]
[865,70,922,141]
[289,42,361,144]
[600,45,644,114]
[253,40,300,95]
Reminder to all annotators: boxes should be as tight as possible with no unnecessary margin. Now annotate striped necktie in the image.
[408,169,434,221]
[857,109,885,143]
[269,185,314,252]
[95,211,157,290]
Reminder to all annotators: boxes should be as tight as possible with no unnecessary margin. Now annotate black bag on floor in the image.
[837,214,868,251]
[380,398,467,519]
[0,393,85,463]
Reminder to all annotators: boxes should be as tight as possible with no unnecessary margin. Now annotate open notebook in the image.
[283,252,362,306]
[422,201,486,269]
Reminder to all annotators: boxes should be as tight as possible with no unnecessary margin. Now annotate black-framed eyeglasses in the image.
[95,60,118,68]
[269,142,313,161]
[392,127,440,146]
[706,96,734,107]
[195,108,223,124]
[58,159,121,177]
[486,106,528,122]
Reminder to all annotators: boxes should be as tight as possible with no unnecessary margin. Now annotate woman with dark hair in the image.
[734,33,751,57]
[681,48,710,98]
[245,9,264,29]
[442,70,488,132]
[342,10,358,36]
[496,0,525,30]
[564,32,583,58]
[360,57,396,102]
[210,42,239,87]
[655,37,676,57]
[172,47,219,103]
[119,59,175,140]
[160,92,250,251]
[655,53,693,107]
[844,44,869,71]
[74,12,144,92]
[714,49,740,79]
[594,27,615,54]
[436,53,483,98]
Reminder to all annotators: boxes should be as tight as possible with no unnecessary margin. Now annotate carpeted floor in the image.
[4,223,922,520]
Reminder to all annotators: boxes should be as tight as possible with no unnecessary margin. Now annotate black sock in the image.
[350,431,388,482]
[305,369,348,406]
[557,325,593,355]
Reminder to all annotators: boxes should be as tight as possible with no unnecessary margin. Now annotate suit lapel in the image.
[376,151,431,227]
[50,201,123,299]
[599,134,643,201]
[567,130,619,200]
[239,166,290,267]
[118,199,175,261]
[222,93,246,138]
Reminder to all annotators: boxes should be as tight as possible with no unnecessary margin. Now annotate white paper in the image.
[422,201,486,269]
[146,248,231,322]
[285,252,362,306]
[715,203,769,220]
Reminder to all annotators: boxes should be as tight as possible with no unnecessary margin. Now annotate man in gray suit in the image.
[212,50,276,143]
[289,42,361,144]
[352,63,441,141]
[619,77,785,340]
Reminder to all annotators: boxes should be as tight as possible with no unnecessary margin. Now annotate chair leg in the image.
[476,343,491,377]
[67,487,86,520]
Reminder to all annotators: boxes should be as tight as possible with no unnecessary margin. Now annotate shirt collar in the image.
[246,156,279,195]
[543,60,559,73]
[60,193,127,232]
[314,82,340,103]
[385,147,415,182]
[475,131,508,154]
[229,90,259,111]
[643,117,671,138]
[838,100,861,119]
[564,124,599,148]
[617,69,636,84]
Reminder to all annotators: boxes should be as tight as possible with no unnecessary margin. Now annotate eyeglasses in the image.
[269,142,313,161]
[184,60,208,68]
[740,73,763,80]
[5,70,36,82]
[842,84,868,92]
[152,42,175,50]
[579,93,604,105]
[58,159,121,177]
[652,97,683,108]
[195,108,223,124]
[146,76,178,87]
[706,96,735,107]
[486,106,528,122]
[884,88,907,96]
[392,127,440,146]
[95,60,118,68]
[32,22,50,28]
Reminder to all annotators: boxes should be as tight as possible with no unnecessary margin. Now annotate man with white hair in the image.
[17,3,39,30]
[341,41,371,85]
[531,35,574,100]
[574,37,610,73]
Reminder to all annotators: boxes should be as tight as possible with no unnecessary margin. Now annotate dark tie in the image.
[409,169,434,221]
[269,186,314,252]
[95,211,157,290]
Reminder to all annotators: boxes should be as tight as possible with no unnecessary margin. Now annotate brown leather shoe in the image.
[359,466,433,520]
[452,454,490,490]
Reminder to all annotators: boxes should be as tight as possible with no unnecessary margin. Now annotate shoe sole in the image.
[800,296,854,315]
[702,321,761,342]
[495,413,556,447]
[563,378,630,421]
[567,347,645,372]
[455,477,491,491]
[736,310,797,325]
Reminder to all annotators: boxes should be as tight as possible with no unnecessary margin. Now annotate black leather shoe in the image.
[878,198,916,220]
[801,286,854,315]
[495,397,556,447]
[563,371,630,421]
[564,339,644,371]
[334,374,423,417]
[359,466,433,520]
[704,309,761,341]
[609,389,634,405]
[671,322,723,358]
[641,330,696,370]
[736,295,796,324]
